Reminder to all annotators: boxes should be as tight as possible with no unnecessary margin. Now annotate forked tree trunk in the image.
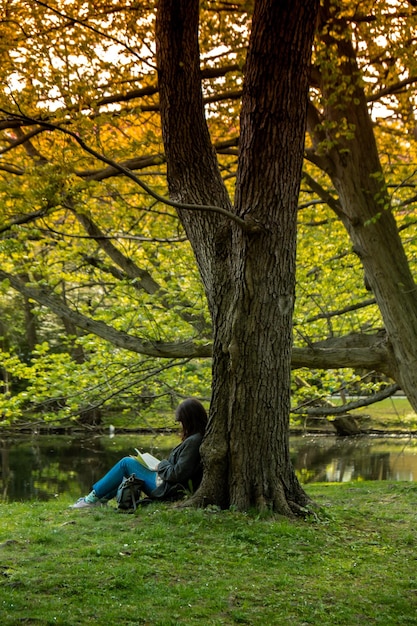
[156,0,318,513]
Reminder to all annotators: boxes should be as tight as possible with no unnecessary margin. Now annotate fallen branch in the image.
[292,383,400,416]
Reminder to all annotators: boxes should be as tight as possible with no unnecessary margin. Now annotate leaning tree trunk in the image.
[156,0,318,513]
[312,12,417,411]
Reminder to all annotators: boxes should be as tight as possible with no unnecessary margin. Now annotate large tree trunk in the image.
[156,0,318,513]
[310,10,417,411]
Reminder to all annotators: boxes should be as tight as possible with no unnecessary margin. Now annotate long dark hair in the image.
[175,398,208,441]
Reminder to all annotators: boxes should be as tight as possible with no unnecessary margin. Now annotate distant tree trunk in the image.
[311,10,417,411]
[0,318,10,395]
[23,296,38,352]
[61,315,86,365]
[18,273,38,353]
[156,0,318,512]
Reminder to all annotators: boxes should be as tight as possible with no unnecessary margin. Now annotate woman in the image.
[70,397,207,509]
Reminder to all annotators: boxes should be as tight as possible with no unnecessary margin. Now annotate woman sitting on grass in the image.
[70,397,208,509]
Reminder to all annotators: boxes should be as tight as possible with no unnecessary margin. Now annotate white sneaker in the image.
[69,497,105,509]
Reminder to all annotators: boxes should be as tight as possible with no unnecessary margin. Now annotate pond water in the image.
[1,432,417,502]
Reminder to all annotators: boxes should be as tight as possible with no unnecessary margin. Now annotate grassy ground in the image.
[1,482,416,625]
[351,397,417,430]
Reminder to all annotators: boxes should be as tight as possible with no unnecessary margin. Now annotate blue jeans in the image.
[93,457,158,500]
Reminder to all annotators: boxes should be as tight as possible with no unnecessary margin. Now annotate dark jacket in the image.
[150,432,203,501]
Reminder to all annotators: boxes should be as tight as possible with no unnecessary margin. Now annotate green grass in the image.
[351,397,417,429]
[1,482,417,625]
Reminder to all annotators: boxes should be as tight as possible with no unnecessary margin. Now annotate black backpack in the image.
[116,474,146,511]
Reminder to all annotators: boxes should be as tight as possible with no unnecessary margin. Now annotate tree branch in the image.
[292,383,400,416]
[291,331,393,377]
[0,127,47,156]
[0,207,52,234]
[0,110,250,230]
[31,0,148,65]
[0,265,394,375]
[93,65,241,109]
[70,206,209,333]
[302,171,344,217]
[302,297,377,324]
[368,75,417,103]
[0,268,212,359]
[0,163,24,175]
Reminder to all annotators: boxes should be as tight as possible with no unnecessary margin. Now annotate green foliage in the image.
[0,341,211,426]
[0,1,417,425]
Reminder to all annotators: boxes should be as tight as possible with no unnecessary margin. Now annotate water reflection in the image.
[291,435,417,483]
[0,434,176,503]
[1,433,416,502]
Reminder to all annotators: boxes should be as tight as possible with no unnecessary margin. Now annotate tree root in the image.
[288,499,320,520]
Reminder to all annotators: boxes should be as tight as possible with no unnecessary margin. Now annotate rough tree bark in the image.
[156,0,319,513]
[308,7,417,411]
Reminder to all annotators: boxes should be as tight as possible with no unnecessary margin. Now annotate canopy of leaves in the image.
[0,0,416,426]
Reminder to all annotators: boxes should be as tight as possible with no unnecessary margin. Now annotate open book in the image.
[132,449,160,470]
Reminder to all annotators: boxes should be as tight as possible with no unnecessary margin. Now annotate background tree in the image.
[303,0,417,410]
